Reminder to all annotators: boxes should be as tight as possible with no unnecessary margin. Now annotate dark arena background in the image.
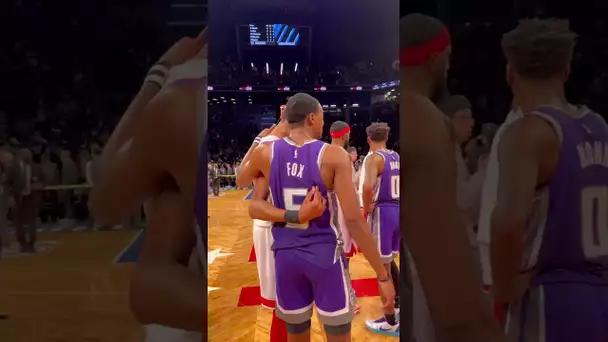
[0,0,206,341]
[0,0,607,340]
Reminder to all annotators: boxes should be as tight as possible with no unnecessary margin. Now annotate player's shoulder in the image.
[323,144,350,163]
[500,114,557,155]
[260,135,280,144]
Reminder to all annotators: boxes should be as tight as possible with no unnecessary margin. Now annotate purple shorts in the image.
[274,248,355,326]
[506,282,608,341]
[369,204,400,263]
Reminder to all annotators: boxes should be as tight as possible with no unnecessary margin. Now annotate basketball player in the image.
[235,105,291,342]
[328,121,361,314]
[241,93,394,342]
[400,14,504,341]
[89,29,208,335]
[490,19,608,341]
[360,122,400,337]
[478,103,522,326]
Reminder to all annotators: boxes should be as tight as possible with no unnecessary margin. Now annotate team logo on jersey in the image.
[294,150,298,159]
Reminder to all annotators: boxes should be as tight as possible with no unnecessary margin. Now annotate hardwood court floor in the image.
[0,229,143,342]
[208,190,399,342]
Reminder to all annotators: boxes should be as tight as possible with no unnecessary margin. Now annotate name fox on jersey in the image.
[577,141,608,168]
[286,162,305,178]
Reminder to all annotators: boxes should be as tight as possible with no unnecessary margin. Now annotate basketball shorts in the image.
[274,249,355,326]
[506,283,608,342]
[369,204,400,264]
[252,221,276,309]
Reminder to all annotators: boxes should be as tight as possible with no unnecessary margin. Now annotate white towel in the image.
[477,109,523,285]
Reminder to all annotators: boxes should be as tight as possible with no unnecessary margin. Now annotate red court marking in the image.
[238,286,262,307]
[237,278,379,307]
[351,278,380,297]
[248,246,256,262]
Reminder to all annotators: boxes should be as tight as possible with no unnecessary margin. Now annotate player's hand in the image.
[299,186,326,222]
[158,28,207,67]
[379,278,396,313]
[363,202,376,214]
[257,124,277,139]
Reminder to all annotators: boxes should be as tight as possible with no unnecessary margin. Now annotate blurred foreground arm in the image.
[89,31,207,223]
[130,191,206,332]
[401,94,504,341]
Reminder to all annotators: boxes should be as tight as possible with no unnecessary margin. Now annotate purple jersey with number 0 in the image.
[373,149,400,205]
[525,106,608,284]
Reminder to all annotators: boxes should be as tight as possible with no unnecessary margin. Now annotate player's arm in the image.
[401,94,501,341]
[130,190,206,332]
[361,153,382,213]
[490,116,554,303]
[235,125,276,186]
[235,145,266,188]
[329,146,388,279]
[249,176,326,224]
[89,87,171,224]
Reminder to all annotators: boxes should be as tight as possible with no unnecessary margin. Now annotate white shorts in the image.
[252,220,276,309]
[407,251,437,342]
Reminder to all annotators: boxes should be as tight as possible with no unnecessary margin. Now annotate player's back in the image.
[374,149,400,206]
[268,138,340,256]
[529,106,608,284]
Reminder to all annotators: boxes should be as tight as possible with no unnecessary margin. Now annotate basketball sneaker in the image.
[365,316,399,337]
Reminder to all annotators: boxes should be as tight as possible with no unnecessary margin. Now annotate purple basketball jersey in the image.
[527,106,608,284]
[373,149,400,205]
[268,138,340,255]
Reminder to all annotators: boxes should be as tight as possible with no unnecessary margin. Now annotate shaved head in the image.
[330,121,349,133]
[400,13,451,101]
[284,93,321,125]
[400,13,446,50]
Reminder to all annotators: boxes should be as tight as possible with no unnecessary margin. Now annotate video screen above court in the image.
[207,3,400,193]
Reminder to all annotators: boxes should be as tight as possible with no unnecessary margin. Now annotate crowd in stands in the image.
[0,0,163,256]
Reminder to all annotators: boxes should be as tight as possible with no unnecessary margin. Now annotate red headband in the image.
[330,126,350,138]
[400,27,450,66]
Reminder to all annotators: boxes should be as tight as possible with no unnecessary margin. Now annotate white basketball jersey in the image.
[357,151,374,206]
[477,109,523,284]
[252,134,280,229]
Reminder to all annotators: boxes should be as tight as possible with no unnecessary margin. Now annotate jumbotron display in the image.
[241,24,307,46]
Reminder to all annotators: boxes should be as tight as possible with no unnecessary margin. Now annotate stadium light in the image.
[294,63,298,72]
[266,62,269,74]
[280,63,283,75]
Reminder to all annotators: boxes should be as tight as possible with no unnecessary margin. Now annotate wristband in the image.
[144,64,169,89]
[253,137,262,145]
[378,275,391,283]
[284,210,300,224]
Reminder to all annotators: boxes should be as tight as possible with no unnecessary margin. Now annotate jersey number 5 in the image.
[391,175,400,199]
[283,188,310,229]
[582,186,608,259]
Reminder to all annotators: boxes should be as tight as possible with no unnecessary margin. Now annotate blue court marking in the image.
[114,230,145,263]
[243,189,253,200]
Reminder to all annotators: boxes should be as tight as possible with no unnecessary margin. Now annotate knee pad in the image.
[286,320,311,334]
[324,322,351,336]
